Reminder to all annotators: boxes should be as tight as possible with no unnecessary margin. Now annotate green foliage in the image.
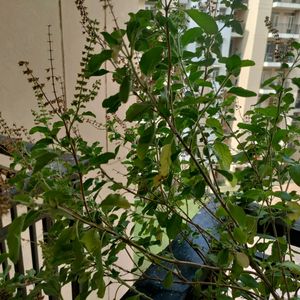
[2,0,300,299]
[7,215,26,263]
[185,9,218,34]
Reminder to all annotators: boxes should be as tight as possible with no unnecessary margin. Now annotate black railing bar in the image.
[28,209,40,272]
[71,280,80,300]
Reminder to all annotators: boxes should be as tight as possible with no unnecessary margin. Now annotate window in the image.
[271,13,279,27]
[286,13,295,33]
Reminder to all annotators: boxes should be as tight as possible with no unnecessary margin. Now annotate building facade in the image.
[223,0,300,123]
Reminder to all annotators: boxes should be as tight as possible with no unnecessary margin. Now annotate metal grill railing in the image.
[0,135,80,299]
[273,0,300,4]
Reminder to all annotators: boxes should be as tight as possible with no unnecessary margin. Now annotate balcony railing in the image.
[260,78,290,89]
[273,0,300,3]
[273,23,300,34]
[0,135,80,300]
[265,52,294,63]
[265,43,294,63]
[295,92,300,108]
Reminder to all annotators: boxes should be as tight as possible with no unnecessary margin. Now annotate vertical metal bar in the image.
[72,280,80,299]
[42,217,52,243]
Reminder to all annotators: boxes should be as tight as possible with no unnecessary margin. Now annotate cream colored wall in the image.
[238,0,273,113]
[230,0,273,151]
[0,1,142,299]
[0,0,63,129]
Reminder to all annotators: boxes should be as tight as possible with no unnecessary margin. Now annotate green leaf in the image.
[233,227,247,244]
[102,93,122,113]
[185,9,218,35]
[235,252,249,268]
[90,69,109,77]
[33,151,58,173]
[126,296,140,300]
[256,93,273,106]
[281,261,300,275]
[101,194,130,212]
[206,118,223,135]
[231,19,244,35]
[243,189,265,201]
[41,278,60,297]
[217,249,231,267]
[86,50,112,77]
[213,141,232,170]
[292,77,300,88]
[0,253,8,265]
[23,210,43,230]
[31,138,54,152]
[245,215,257,243]
[159,144,172,178]
[194,79,212,88]
[272,191,292,201]
[228,202,246,227]
[240,273,258,288]
[241,59,255,67]
[215,169,233,182]
[81,228,101,253]
[92,152,115,165]
[29,126,50,135]
[193,181,206,198]
[95,271,106,298]
[119,75,131,103]
[139,125,155,145]
[82,229,105,298]
[14,194,31,204]
[261,75,279,88]
[273,129,288,146]
[256,107,277,118]
[287,202,300,221]
[181,27,203,46]
[126,102,151,122]
[226,55,241,76]
[228,87,257,97]
[137,125,155,160]
[139,47,163,75]
[166,213,182,239]
[289,165,300,186]
[101,32,119,46]
[163,271,173,288]
[7,214,26,263]
[137,144,149,161]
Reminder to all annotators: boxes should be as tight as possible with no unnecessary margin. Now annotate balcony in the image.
[259,76,290,94]
[295,99,300,108]
[231,24,245,38]
[264,43,294,67]
[264,53,292,67]
[295,91,300,109]
[273,0,300,10]
[268,23,300,38]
